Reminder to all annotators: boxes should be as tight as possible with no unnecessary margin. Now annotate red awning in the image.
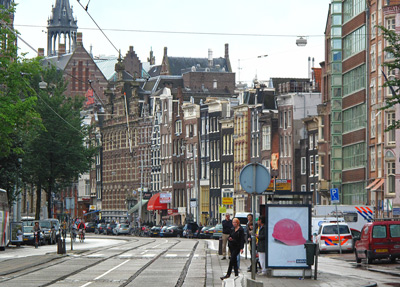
[372,179,385,192]
[147,193,168,211]
[366,178,380,189]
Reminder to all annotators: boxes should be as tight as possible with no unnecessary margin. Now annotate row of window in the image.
[300,155,319,176]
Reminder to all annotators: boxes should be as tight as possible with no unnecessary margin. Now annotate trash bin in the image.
[304,241,317,266]
[218,237,223,255]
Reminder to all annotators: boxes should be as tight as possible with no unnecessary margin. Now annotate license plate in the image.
[375,249,388,253]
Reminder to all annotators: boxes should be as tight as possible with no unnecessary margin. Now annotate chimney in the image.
[308,57,311,79]
[208,49,213,67]
[164,47,168,57]
[38,48,45,57]
[58,43,66,55]
[77,32,83,46]
[225,43,229,59]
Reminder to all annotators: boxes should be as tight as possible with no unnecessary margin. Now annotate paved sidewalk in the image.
[206,241,378,287]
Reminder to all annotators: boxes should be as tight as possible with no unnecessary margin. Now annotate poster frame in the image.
[265,204,311,269]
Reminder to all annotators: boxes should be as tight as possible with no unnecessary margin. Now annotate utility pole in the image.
[194,145,199,224]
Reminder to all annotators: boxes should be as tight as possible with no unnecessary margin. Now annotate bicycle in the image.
[79,229,85,242]
[71,228,77,242]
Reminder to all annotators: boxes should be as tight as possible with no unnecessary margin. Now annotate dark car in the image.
[150,226,161,237]
[95,223,107,234]
[183,222,199,238]
[199,226,215,239]
[212,223,223,240]
[161,225,183,237]
[22,225,45,246]
[86,222,96,233]
[106,223,117,235]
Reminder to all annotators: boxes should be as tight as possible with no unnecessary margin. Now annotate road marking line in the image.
[165,254,177,257]
[140,250,148,254]
[88,254,104,257]
[142,254,156,257]
[94,259,130,280]
[80,282,92,287]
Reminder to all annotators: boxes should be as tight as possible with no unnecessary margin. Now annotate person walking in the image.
[221,213,233,260]
[220,218,245,280]
[256,216,267,276]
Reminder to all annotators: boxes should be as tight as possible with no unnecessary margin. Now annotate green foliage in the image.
[379,26,400,130]
[22,65,98,216]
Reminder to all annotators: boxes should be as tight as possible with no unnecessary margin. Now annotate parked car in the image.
[183,222,199,238]
[39,219,57,244]
[106,223,118,235]
[85,222,96,233]
[160,225,183,237]
[212,224,223,240]
[199,226,214,239]
[159,225,171,237]
[150,226,161,237]
[95,223,107,234]
[316,222,354,253]
[113,223,131,235]
[355,220,400,264]
[22,225,45,246]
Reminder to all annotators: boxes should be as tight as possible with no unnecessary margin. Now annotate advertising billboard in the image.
[266,205,311,268]
[159,192,172,203]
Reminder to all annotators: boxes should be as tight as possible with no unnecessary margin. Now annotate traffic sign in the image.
[222,197,233,205]
[330,188,339,203]
[239,163,271,194]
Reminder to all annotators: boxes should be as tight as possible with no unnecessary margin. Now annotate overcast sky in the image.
[13,0,331,84]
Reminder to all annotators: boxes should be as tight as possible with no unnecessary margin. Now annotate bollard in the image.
[57,237,62,254]
[218,237,223,255]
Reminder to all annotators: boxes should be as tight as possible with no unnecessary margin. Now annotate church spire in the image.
[47,0,78,56]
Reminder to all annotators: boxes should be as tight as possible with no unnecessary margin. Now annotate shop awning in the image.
[371,179,385,192]
[128,200,148,214]
[366,178,380,189]
[83,210,100,216]
[147,193,168,211]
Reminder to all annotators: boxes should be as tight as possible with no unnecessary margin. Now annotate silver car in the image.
[113,223,131,235]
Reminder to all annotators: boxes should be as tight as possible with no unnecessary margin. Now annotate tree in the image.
[0,3,42,207]
[380,26,400,130]
[22,66,98,219]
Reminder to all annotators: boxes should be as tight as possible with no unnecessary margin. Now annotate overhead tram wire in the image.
[75,0,119,55]
[15,23,325,38]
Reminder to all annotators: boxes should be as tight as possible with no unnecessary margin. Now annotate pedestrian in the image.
[220,218,245,280]
[221,213,233,260]
[256,216,267,276]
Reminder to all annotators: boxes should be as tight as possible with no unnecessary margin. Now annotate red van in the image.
[354,220,400,264]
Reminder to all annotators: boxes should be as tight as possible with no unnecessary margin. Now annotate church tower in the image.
[47,0,78,56]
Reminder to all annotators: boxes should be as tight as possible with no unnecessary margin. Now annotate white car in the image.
[316,222,354,253]
[113,223,131,235]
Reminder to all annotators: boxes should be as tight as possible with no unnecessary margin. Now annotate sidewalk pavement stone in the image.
[207,242,377,287]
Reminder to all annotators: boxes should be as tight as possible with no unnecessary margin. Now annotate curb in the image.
[362,283,377,287]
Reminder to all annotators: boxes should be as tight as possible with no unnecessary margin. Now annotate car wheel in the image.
[355,249,361,263]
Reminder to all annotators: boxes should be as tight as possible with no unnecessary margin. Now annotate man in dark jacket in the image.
[221,213,233,259]
[256,216,266,275]
[220,218,245,280]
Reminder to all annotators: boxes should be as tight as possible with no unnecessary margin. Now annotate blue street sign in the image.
[239,163,271,194]
[330,188,339,203]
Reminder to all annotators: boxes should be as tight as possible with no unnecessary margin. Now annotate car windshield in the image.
[121,224,129,228]
[215,224,223,230]
[23,226,33,232]
[40,221,51,228]
[322,225,350,234]
[373,225,387,238]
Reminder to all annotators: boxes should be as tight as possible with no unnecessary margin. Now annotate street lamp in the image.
[237,54,268,83]
[296,36,307,47]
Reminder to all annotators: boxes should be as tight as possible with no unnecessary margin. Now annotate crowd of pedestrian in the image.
[220,213,267,280]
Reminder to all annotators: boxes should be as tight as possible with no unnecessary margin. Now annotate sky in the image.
[13,0,331,85]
